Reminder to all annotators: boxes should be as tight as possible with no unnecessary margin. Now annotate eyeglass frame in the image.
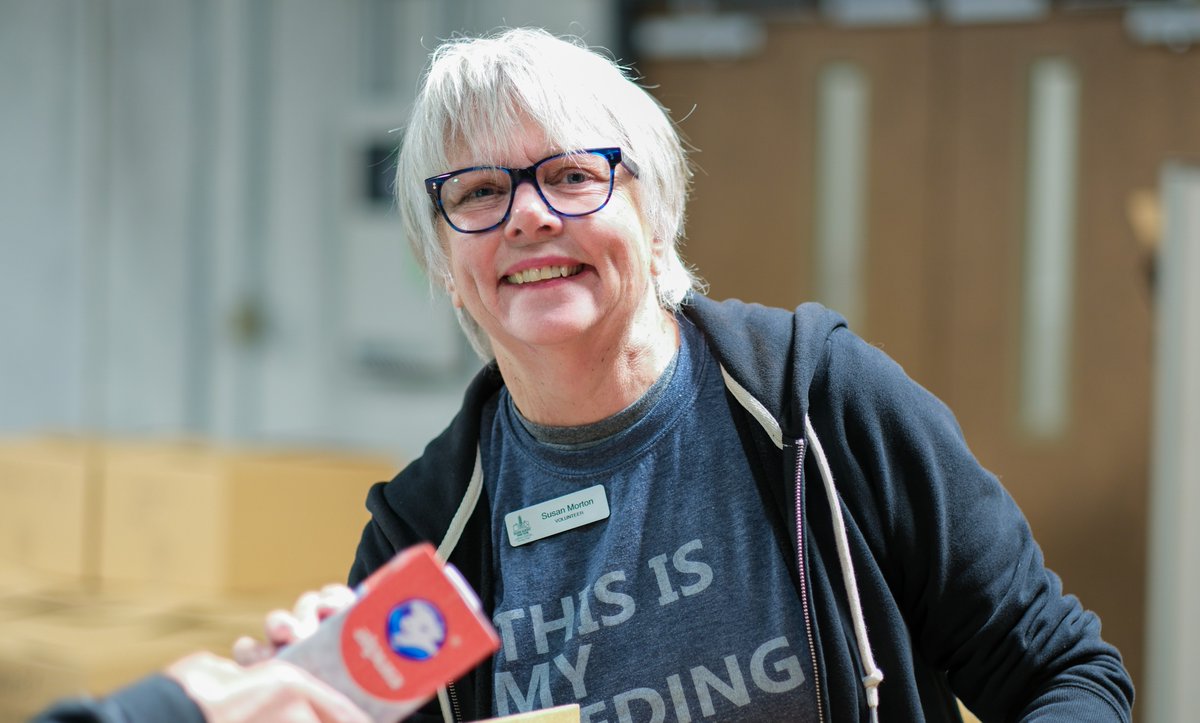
[423,147,640,234]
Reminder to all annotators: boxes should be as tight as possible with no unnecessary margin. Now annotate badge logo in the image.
[512,514,532,542]
[385,599,446,661]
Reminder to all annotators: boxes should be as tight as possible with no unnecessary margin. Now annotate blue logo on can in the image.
[386,599,446,661]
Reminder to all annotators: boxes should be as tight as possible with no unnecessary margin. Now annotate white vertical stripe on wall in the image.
[1020,57,1079,439]
[1144,163,1200,723]
[814,62,870,330]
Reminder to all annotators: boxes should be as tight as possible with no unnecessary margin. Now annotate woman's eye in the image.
[467,185,500,199]
[545,168,595,186]
[452,182,508,206]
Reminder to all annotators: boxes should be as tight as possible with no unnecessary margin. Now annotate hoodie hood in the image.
[681,293,848,441]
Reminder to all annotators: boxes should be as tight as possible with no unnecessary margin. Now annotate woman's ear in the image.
[445,277,463,309]
[649,235,667,277]
[432,262,462,308]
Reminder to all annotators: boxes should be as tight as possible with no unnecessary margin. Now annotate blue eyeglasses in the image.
[424,147,639,234]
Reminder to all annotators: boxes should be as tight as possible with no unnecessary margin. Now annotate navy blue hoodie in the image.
[349,295,1133,722]
[33,295,1132,722]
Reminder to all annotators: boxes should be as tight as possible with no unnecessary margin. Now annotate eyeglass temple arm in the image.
[620,154,640,178]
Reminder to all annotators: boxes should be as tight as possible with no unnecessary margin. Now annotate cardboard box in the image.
[163,594,299,653]
[0,597,213,718]
[0,438,101,581]
[0,591,89,628]
[0,566,80,602]
[0,586,306,718]
[99,443,397,597]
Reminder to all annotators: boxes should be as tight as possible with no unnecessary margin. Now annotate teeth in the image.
[507,265,582,285]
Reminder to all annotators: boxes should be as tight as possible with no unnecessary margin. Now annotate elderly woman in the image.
[345,27,1133,723]
[36,27,1131,723]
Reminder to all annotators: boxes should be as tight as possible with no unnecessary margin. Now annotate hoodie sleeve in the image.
[30,674,207,723]
[812,326,1134,722]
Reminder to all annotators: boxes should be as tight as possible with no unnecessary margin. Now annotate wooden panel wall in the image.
[649,23,938,382]
[642,10,1200,697]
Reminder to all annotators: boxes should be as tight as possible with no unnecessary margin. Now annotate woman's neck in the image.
[495,306,680,427]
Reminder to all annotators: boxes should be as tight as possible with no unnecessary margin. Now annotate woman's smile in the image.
[502,263,587,286]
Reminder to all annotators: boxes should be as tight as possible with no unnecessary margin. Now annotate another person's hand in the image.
[166,652,370,723]
[232,584,356,665]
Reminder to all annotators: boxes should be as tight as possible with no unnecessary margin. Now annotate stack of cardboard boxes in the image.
[0,437,398,719]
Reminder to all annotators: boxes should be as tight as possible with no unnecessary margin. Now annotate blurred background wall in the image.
[3,0,1200,720]
[0,0,619,462]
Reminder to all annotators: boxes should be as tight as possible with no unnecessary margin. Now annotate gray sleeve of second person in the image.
[29,673,206,723]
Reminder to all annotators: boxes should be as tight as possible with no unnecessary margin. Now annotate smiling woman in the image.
[357,27,1131,723]
[421,117,677,426]
[33,26,1133,723]
[396,30,697,363]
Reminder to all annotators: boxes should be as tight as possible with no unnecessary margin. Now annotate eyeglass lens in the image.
[439,152,615,232]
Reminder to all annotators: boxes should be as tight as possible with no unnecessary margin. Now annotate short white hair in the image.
[395,27,700,360]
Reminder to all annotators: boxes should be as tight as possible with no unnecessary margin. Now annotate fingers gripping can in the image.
[278,543,500,721]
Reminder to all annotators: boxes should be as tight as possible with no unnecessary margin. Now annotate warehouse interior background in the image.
[2,0,1200,720]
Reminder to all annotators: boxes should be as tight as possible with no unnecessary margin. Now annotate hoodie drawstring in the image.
[805,414,885,722]
[719,365,884,720]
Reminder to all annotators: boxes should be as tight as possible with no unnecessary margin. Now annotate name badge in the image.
[504,485,610,547]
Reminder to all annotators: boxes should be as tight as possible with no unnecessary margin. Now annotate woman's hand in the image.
[166,652,370,723]
[232,584,356,665]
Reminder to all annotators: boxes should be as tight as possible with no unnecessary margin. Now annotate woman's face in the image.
[440,125,663,360]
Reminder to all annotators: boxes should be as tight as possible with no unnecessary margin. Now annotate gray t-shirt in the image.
[480,318,818,722]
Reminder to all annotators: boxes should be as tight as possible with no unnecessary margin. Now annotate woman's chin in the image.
[510,322,596,351]
[497,309,607,352]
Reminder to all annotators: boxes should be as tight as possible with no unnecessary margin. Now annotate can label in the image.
[281,543,499,721]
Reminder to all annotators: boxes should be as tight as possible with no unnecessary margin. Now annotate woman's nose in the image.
[504,180,562,240]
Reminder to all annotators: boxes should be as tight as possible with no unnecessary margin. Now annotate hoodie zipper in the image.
[795,438,827,723]
[447,682,463,722]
